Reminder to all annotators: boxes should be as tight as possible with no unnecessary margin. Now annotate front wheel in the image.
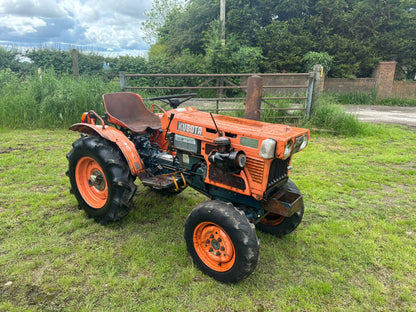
[184,200,260,283]
[66,136,137,224]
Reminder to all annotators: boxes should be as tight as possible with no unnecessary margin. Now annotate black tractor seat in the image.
[102,92,162,133]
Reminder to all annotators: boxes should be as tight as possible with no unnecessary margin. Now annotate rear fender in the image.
[69,123,145,177]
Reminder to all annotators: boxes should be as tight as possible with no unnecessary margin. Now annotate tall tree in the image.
[141,0,187,45]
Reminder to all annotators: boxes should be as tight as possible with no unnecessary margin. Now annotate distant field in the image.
[0,125,415,311]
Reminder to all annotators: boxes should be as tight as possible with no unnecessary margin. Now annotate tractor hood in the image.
[161,107,310,160]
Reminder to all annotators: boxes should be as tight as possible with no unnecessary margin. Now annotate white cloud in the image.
[0,0,153,52]
[0,15,46,35]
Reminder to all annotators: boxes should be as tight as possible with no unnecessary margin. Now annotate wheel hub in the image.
[75,156,108,209]
[193,222,236,272]
[211,239,221,250]
[88,170,105,191]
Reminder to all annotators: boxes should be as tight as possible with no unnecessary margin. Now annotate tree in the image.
[141,0,187,44]
[150,0,416,78]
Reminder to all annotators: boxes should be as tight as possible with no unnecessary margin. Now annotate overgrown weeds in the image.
[0,69,119,129]
[304,94,366,136]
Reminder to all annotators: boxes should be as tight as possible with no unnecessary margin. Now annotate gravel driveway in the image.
[343,105,416,130]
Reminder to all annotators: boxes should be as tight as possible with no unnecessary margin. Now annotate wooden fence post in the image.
[245,75,263,121]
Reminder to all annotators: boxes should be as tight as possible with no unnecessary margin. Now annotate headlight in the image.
[259,139,276,159]
[293,133,309,153]
[283,139,293,159]
[299,133,308,151]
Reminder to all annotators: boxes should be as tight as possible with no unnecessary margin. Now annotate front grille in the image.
[245,158,264,184]
[267,158,290,188]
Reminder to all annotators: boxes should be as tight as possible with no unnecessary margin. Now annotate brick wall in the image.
[393,81,416,98]
[237,62,416,99]
[324,78,376,93]
[322,61,416,99]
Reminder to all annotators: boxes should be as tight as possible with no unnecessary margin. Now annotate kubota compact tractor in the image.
[66,92,309,283]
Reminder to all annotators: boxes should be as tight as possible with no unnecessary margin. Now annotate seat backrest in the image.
[102,92,161,133]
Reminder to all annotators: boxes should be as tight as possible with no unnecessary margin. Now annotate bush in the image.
[303,51,334,74]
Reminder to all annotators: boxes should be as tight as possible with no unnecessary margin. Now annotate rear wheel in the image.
[256,179,304,237]
[184,200,259,283]
[66,135,137,224]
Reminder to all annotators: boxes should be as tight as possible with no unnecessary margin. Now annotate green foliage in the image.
[303,51,334,73]
[203,20,264,74]
[25,49,110,77]
[141,0,187,44]
[110,55,148,74]
[77,52,106,74]
[329,91,377,105]
[0,47,33,74]
[234,46,264,73]
[203,21,235,74]
[0,48,19,72]
[376,97,416,107]
[147,0,416,79]
[158,0,218,55]
[25,49,73,74]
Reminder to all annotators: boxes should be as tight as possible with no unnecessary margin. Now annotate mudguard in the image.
[69,123,146,177]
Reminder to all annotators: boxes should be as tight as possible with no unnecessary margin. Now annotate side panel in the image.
[69,123,145,177]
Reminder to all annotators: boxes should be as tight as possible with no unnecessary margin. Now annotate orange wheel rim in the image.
[75,156,108,209]
[261,213,285,226]
[193,222,235,272]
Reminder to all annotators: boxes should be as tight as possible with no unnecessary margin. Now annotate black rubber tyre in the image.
[184,200,260,283]
[256,179,304,237]
[66,135,137,224]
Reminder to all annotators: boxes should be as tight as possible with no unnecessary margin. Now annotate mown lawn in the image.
[0,125,415,311]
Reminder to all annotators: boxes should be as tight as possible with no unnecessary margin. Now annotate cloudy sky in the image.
[0,0,155,56]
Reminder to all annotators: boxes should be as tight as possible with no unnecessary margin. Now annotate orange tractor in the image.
[66,92,309,283]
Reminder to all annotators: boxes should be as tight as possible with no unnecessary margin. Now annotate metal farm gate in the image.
[119,70,321,122]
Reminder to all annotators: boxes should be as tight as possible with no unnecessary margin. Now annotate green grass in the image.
[1,124,415,311]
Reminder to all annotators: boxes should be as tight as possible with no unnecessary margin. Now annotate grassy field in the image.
[0,124,415,311]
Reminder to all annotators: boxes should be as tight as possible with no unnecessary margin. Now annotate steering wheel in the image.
[149,93,197,109]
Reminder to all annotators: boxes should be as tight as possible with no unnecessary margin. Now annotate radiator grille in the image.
[267,158,290,187]
[245,158,264,184]
[246,157,290,188]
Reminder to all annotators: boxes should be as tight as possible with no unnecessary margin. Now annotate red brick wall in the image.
[324,78,376,93]
[393,81,416,98]
[323,61,416,99]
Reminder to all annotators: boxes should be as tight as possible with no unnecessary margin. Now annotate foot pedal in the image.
[142,175,179,190]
